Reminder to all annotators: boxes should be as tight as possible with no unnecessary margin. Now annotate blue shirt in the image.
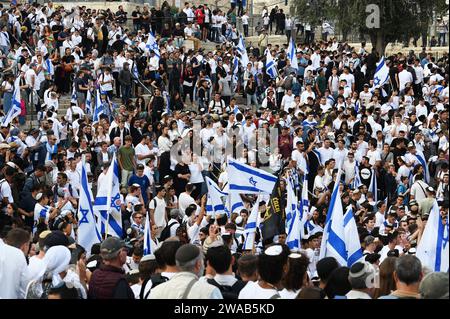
[128,174,151,205]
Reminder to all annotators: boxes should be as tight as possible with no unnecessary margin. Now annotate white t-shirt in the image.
[149,196,167,228]
[178,192,197,216]
[135,143,151,165]
[238,280,280,299]
[0,179,14,203]
[99,72,113,92]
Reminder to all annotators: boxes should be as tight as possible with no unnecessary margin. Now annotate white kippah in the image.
[289,253,303,259]
[140,254,155,262]
[264,245,283,256]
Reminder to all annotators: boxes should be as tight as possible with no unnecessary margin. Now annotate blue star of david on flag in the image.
[79,208,90,224]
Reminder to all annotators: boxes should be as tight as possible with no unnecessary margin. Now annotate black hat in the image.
[175,244,201,264]
[100,237,125,260]
[365,253,381,264]
[316,257,339,281]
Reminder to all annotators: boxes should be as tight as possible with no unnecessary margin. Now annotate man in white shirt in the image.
[291,141,307,174]
[281,89,295,112]
[135,135,153,165]
[183,2,195,23]
[178,183,197,217]
[0,238,28,299]
[318,138,334,165]
[398,65,413,92]
[149,186,168,237]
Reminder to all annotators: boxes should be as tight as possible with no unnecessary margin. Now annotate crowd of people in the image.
[0,1,449,300]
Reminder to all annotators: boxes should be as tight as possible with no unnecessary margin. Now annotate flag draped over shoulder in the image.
[1,77,21,127]
[77,158,102,253]
[416,200,449,272]
[261,178,285,243]
[143,212,157,256]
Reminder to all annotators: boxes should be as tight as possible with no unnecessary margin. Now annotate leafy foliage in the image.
[292,0,448,53]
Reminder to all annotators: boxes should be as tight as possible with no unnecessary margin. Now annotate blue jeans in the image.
[121,85,131,104]
[247,93,258,110]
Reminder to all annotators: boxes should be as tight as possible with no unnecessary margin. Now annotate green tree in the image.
[292,0,448,54]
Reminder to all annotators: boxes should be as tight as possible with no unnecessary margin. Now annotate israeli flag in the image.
[300,172,310,238]
[416,200,449,272]
[145,31,160,59]
[143,211,157,255]
[286,180,301,251]
[327,94,336,107]
[227,158,277,194]
[243,195,261,251]
[319,169,348,266]
[237,35,249,68]
[93,89,103,124]
[265,50,277,79]
[287,36,298,70]
[415,151,430,184]
[1,77,21,127]
[93,152,123,238]
[71,84,78,106]
[77,158,102,253]
[85,90,92,115]
[370,57,389,93]
[205,176,228,216]
[229,191,244,214]
[44,57,54,75]
[352,161,362,189]
[343,206,364,267]
[369,168,377,202]
[232,55,239,93]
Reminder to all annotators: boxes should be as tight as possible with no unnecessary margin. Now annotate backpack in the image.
[150,273,169,288]
[206,278,247,300]
[159,220,179,241]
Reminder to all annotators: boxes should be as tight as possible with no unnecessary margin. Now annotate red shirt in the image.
[195,9,205,24]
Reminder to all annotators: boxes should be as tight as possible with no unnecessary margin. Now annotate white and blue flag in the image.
[227,158,277,194]
[370,57,389,93]
[145,32,160,59]
[77,158,102,253]
[287,36,298,70]
[286,180,301,251]
[416,200,449,272]
[71,84,78,106]
[243,195,261,251]
[265,50,277,79]
[45,57,54,75]
[93,152,123,238]
[237,35,249,68]
[1,77,21,127]
[205,176,228,216]
[343,206,364,267]
[369,168,377,202]
[85,89,92,115]
[352,161,362,189]
[93,89,104,124]
[143,211,157,256]
[232,55,239,92]
[414,150,430,184]
[229,191,244,214]
[319,169,348,266]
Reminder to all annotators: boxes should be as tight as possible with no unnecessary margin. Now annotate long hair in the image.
[373,257,397,299]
